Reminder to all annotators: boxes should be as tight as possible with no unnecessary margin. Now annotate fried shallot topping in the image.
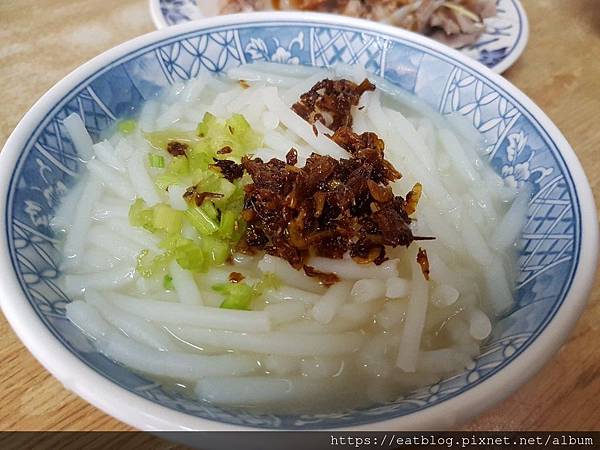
[235,78,433,277]
[211,158,244,182]
[183,187,224,207]
[166,141,189,157]
[228,272,245,283]
[240,85,427,269]
[417,247,430,280]
[292,78,375,131]
[303,265,340,286]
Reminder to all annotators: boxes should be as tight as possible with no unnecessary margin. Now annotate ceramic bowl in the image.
[0,13,596,431]
[149,0,529,73]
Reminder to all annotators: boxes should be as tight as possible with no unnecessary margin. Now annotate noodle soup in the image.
[56,63,528,413]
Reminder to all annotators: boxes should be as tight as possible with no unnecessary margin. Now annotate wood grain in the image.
[0,0,598,431]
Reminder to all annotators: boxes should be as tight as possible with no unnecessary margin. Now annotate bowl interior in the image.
[5,19,580,429]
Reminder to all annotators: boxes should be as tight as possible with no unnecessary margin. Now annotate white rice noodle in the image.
[260,110,280,131]
[100,330,259,380]
[112,294,272,332]
[282,72,332,105]
[385,278,411,299]
[350,279,386,303]
[375,300,407,331]
[417,348,472,373]
[93,140,125,173]
[64,264,135,295]
[87,226,142,260]
[484,255,514,316]
[264,286,321,305]
[155,102,183,129]
[262,87,348,159]
[207,86,244,118]
[196,267,232,286]
[115,137,136,160]
[396,253,430,372]
[307,256,399,280]
[138,100,159,132]
[257,255,325,294]
[62,178,103,265]
[311,281,352,324]
[85,290,178,352]
[280,302,376,333]
[81,247,122,271]
[468,307,492,340]
[264,354,300,376]
[418,207,463,254]
[301,356,344,378]
[87,159,135,201]
[102,219,160,252]
[438,128,480,183]
[365,91,456,211]
[490,187,530,251]
[431,283,460,308]
[170,326,362,357]
[169,260,203,305]
[384,107,436,171]
[196,374,351,406]
[50,179,86,233]
[127,152,161,206]
[183,76,208,103]
[66,300,112,338]
[461,213,494,267]
[264,301,306,325]
[91,203,129,221]
[63,113,94,161]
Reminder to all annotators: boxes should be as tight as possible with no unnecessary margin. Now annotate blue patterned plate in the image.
[149,0,529,74]
[0,13,596,431]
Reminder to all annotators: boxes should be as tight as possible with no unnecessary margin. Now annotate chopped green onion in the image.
[163,274,174,290]
[129,199,154,232]
[213,282,256,310]
[201,236,230,266]
[136,249,173,278]
[152,204,183,234]
[218,210,236,239]
[253,272,281,295]
[185,207,219,235]
[149,154,165,168]
[200,201,219,221]
[173,241,205,272]
[118,119,136,135]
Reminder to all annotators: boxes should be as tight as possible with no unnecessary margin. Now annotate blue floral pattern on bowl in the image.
[152,0,528,73]
[6,19,577,429]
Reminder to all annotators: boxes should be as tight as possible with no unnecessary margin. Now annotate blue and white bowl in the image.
[0,13,597,431]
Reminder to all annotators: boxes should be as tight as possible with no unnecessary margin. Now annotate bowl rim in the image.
[0,11,597,431]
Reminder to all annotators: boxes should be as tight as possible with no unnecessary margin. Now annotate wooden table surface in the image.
[1,0,599,432]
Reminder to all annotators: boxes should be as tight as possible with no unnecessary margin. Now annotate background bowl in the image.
[149,0,530,74]
[0,12,597,431]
